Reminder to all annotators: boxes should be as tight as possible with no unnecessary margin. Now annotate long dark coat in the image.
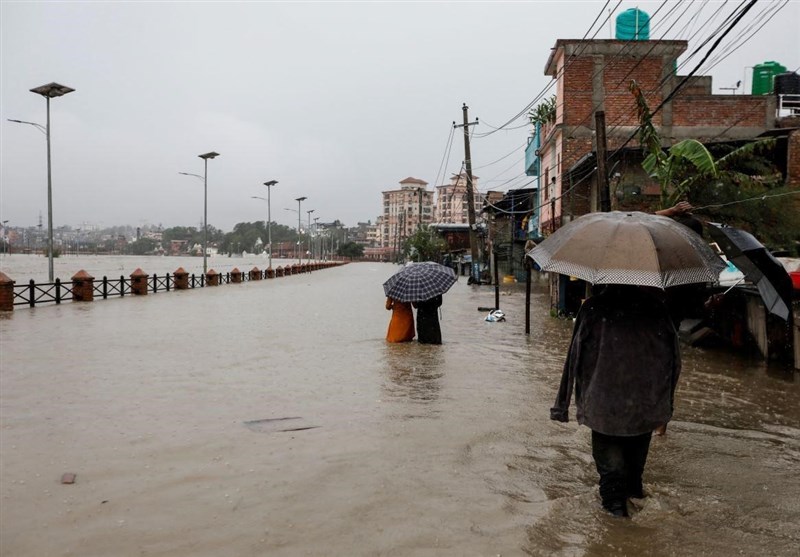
[413,295,442,345]
[550,286,681,436]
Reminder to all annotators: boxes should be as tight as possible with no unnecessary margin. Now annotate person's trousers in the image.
[591,430,652,515]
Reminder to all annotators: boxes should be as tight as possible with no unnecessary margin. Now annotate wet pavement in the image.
[1,260,799,556]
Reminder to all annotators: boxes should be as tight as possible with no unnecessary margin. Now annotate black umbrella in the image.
[707,223,792,320]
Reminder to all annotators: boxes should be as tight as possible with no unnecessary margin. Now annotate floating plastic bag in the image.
[485,309,506,322]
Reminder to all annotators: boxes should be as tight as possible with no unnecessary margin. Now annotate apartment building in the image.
[433,173,484,224]
[380,177,435,251]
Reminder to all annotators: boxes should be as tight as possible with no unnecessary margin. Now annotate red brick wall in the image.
[672,96,768,128]
[603,57,664,126]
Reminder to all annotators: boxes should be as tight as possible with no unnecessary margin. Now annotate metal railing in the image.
[9,267,308,308]
[778,94,800,116]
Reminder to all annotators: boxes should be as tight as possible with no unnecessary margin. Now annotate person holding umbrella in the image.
[383,262,456,345]
[385,297,415,343]
[551,284,680,517]
[412,295,442,345]
[529,211,726,517]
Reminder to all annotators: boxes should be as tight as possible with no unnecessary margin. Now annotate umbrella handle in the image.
[722,276,746,295]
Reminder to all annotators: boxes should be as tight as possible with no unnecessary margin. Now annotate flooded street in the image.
[1,260,799,556]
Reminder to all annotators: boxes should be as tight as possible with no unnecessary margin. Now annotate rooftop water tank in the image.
[752,61,786,95]
[774,71,800,96]
[776,71,800,113]
[616,8,650,41]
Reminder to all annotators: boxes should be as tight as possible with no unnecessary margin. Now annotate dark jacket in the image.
[413,295,442,344]
[550,286,681,436]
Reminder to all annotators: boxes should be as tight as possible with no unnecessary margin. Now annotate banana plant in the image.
[629,80,774,208]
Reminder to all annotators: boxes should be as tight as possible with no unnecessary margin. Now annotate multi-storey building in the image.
[380,177,435,252]
[433,173,483,224]
[527,37,780,233]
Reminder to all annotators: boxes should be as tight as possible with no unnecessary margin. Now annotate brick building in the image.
[529,38,781,232]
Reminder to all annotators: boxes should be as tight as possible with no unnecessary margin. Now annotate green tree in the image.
[403,226,448,262]
[124,238,159,255]
[337,241,364,259]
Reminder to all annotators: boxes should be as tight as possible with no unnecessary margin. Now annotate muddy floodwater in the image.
[1,260,799,556]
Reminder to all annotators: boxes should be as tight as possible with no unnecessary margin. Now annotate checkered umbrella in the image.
[527,211,726,289]
[383,262,457,303]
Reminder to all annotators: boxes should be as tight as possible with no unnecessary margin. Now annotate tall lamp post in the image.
[283,207,298,259]
[2,220,8,255]
[295,196,306,264]
[198,151,220,274]
[263,180,278,268]
[312,216,320,261]
[306,209,314,261]
[9,82,75,281]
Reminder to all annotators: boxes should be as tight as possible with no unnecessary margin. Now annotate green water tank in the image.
[752,61,786,95]
[616,8,650,41]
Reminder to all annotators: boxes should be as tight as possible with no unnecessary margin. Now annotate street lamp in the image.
[306,209,314,260]
[198,151,220,274]
[263,180,278,269]
[2,220,8,255]
[9,82,75,281]
[295,196,306,264]
[313,216,320,261]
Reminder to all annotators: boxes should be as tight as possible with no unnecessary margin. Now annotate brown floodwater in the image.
[1,261,798,556]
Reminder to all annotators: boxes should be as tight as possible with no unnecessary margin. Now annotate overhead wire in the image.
[476,0,620,138]
[606,0,762,162]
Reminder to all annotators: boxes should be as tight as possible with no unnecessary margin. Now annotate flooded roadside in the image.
[1,262,798,556]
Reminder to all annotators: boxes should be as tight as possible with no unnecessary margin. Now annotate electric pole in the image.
[595,111,611,212]
[455,103,480,283]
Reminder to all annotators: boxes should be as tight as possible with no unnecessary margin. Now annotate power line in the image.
[693,189,800,212]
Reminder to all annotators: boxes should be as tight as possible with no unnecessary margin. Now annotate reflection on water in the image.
[1,262,798,556]
[381,343,444,408]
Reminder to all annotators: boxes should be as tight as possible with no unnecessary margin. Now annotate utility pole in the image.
[595,111,611,212]
[454,103,480,283]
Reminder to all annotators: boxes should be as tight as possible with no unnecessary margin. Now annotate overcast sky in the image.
[2,1,798,231]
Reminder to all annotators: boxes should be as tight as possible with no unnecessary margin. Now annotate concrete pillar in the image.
[276,266,284,277]
[231,268,243,283]
[130,268,149,295]
[71,270,95,302]
[249,267,261,281]
[267,267,275,279]
[0,272,15,312]
[173,267,189,290]
[206,269,219,286]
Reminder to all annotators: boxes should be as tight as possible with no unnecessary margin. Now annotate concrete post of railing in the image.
[267,267,275,279]
[206,269,219,286]
[71,270,95,302]
[130,268,149,295]
[173,267,189,290]
[249,267,261,281]
[0,272,15,311]
[231,268,242,283]
[275,266,284,277]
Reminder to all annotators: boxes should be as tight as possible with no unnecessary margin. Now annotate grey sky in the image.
[2,1,798,231]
